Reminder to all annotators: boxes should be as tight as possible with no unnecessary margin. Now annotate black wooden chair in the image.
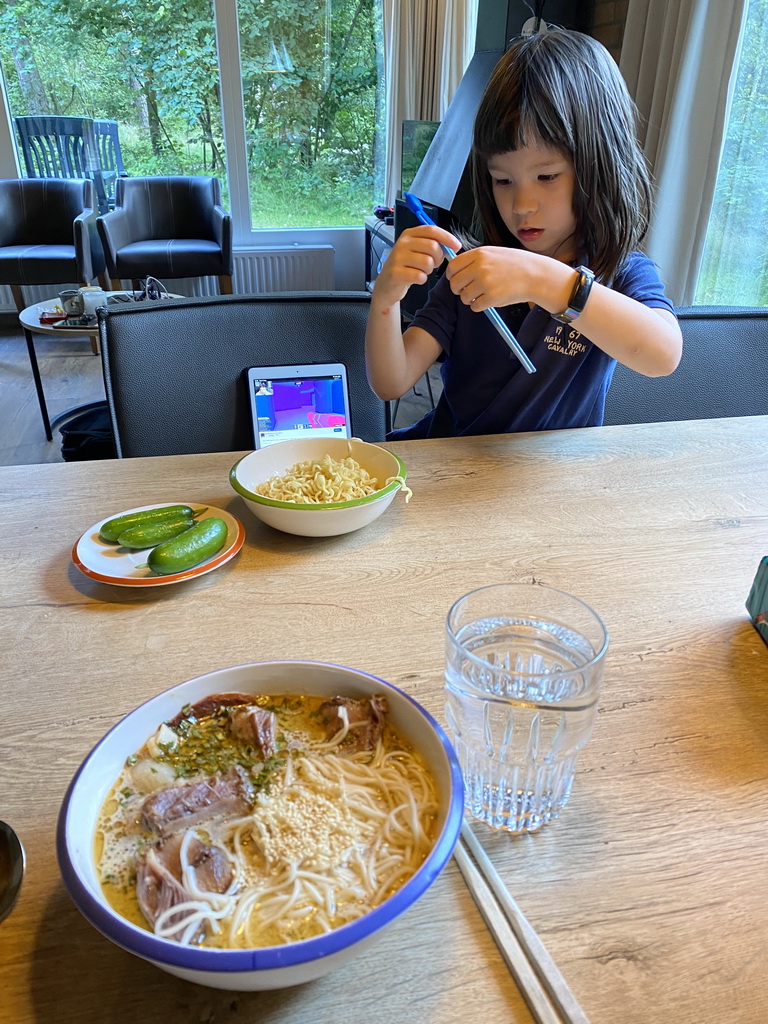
[96,175,233,294]
[94,119,128,207]
[603,306,768,425]
[13,115,111,215]
[97,292,388,457]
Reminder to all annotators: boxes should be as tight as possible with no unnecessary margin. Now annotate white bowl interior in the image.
[230,439,406,537]
[232,437,402,505]
[58,661,463,990]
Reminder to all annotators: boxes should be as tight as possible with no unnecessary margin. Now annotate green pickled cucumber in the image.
[147,517,228,575]
[117,517,196,550]
[100,504,206,542]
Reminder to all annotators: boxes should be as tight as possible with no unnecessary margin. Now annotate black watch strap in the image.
[552,265,595,324]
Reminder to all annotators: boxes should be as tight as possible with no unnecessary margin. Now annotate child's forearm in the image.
[513,256,682,376]
[365,295,442,401]
[552,278,682,377]
[365,224,459,400]
[365,297,412,401]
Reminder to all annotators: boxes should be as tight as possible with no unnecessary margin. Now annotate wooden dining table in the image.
[1,415,766,1024]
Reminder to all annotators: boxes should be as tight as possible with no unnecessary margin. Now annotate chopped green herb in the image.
[154,710,284,778]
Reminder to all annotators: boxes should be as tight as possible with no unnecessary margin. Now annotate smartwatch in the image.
[552,265,595,324]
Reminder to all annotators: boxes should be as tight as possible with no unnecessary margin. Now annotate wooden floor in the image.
[0,326,106,466]
[0,325,443,467]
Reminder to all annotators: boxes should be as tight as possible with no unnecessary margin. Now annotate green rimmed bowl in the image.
[229,437,408,537]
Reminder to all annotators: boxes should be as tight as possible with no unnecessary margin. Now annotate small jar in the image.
[79,286,107,318]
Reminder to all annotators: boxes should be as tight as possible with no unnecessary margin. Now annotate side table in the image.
[18,297,104,442]
[18,292,183,442]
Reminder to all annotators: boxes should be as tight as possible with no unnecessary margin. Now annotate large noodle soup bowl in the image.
[57,660,464,991]
[229,437,407,537]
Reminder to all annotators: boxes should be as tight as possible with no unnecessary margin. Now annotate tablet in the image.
[245,363,352,449]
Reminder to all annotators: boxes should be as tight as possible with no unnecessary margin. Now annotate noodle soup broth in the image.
[96,690,439,950]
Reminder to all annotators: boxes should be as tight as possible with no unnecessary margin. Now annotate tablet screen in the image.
[246,364,352,449]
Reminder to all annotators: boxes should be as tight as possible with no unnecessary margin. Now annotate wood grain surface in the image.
[1,416,766,1024]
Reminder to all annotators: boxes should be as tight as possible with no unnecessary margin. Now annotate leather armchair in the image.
[97,175,233,293]
[0,177,108,440]
[0,177,106,293]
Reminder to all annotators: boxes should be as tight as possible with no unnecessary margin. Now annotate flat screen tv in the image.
[401,120,440,194]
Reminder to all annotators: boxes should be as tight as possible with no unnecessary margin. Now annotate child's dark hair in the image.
[471,29,652,283]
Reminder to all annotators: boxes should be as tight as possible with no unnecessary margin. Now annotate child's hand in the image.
[372,226,462,309]
[444,246,542,311]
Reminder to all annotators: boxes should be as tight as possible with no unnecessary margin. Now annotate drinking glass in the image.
[59,289,84,316]
[445,583,608,833]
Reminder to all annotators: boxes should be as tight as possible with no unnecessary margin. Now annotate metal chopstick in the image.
[457,822,591,1024]
[454,836,562,1024]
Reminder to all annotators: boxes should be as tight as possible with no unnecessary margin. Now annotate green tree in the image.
[0,0,378,227]
[696,0,768,304]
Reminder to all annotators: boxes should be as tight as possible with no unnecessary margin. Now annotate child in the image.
[365,28,683,439]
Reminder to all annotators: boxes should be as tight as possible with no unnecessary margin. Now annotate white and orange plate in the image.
[72,503,245,587]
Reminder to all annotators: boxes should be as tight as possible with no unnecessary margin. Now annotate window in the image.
[237,0,380,229]
[0,0,228,204]
[0,0,380,239]
[695,0,768,304]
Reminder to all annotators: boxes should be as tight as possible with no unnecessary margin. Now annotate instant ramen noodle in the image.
[254,454,411,504]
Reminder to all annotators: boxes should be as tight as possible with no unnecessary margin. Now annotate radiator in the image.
[0,245,336,312]
[233,245,335,292]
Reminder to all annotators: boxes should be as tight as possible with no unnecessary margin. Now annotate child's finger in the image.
[373,253,435,304]
[399,225,461,253]
[400,252,439,277]
[444,261,477,295]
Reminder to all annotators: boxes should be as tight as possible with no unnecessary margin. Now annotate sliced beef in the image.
[157,830,234,894]
[192,847,231,895]
[228,706,278,759]
[136,843,191,940]
[141,765,254,835]
[136,831,234,941]
[167,692,254,728]
[319,694,388,753]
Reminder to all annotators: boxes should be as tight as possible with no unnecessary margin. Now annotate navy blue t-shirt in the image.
[389,251,675,439]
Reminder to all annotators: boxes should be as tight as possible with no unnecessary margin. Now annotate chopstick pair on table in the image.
[454,822,590,1024]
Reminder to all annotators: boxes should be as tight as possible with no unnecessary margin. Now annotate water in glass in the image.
[445,588,606,833]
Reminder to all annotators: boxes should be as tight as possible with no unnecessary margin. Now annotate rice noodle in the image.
[97,693,438,951]
[219,743,438,948]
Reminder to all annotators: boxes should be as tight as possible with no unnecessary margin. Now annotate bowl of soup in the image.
[57,661,464,990]
[229,438,410,537]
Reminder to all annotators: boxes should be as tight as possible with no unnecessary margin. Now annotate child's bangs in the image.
[475,95,573,161]
[517,91,575,156]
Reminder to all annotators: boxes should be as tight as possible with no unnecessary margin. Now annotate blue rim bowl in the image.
[57,660,464,990]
